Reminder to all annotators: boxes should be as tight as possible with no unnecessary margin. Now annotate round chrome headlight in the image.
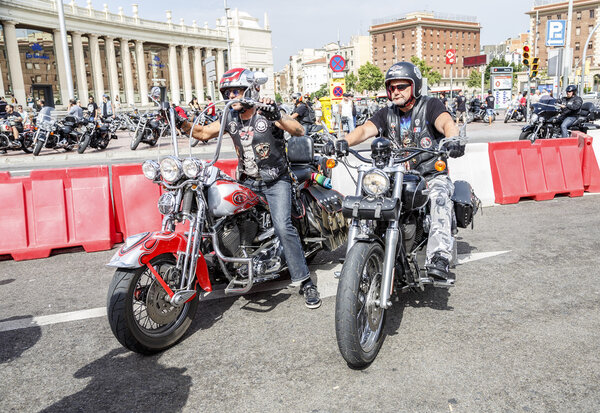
[182,158,202,178]
[531,113,539,123]
[362,169,390,197]
[142,160,160,180]
[158,192,177,215]
[160,156,183,183]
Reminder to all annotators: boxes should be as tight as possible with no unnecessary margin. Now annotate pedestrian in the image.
[27,94,34,110]
[485,90,495,126]
[313,96,322,124]
[339,93,355,134]
[16,104,28,125]
[114,95,121,112]
[334,61,465,281]
[205,96,216,120]
[67,98,83,120]
[101,94,114,118]
[0,96,7,119]
[455,89,467,125]
[87,96,98,120]
[189,96,201,112]
[531,90,541,104]
[173,67,322,309]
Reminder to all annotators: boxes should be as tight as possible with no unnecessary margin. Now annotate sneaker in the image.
[426,254,450,281]
[302,284,322,309]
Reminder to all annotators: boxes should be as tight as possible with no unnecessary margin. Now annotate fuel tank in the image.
[207,179,265,217]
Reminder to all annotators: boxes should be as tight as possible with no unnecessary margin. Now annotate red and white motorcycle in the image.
[106,78,347,354]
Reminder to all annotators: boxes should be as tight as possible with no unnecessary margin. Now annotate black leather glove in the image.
[322,140,335,156]
[335,139,349,156]
[446,141,465,158]
[259,102,281,122]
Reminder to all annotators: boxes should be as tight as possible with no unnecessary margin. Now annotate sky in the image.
[70,0,534,70]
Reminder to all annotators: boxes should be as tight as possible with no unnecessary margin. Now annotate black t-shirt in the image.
[369,98,447,143]
[456,95,467,111]
[486,95,495,109]
[87,102,98,116]
[0,101,7,118]
[292,103,308,123]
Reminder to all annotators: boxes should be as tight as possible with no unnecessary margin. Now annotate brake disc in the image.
[145,268,183,325]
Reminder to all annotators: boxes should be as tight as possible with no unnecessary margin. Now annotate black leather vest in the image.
[384,96,446,177]
[225,110,289,182]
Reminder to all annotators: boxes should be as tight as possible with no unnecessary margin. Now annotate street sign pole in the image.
[563,0,574,89]
[450,65,453,99]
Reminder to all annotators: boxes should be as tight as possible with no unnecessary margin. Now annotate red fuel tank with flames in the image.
[207,179,265,217]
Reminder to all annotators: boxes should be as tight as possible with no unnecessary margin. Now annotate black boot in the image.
[426,254,450,281]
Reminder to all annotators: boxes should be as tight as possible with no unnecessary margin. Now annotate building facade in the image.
[369,11,481,90]
[0,0,273,108]
[526,0,600,90]
[302,57,327,94]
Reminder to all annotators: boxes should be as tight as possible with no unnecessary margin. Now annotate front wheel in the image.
[504,112,510,123]
[78,132,92,154]
[519,130,537,143]
[33,133,45,156]
[130,128,143,150]
[335,242,386,368]
[107,254,199,354]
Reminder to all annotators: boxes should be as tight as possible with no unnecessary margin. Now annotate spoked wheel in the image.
[78,132,92,154]
[335,242,386,368]
[107,254,199,354]
[96,132,110,150]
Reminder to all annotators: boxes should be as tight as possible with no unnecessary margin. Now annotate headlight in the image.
[531,114,539,123]
[142,160,160,180]
[362,169,390,197]
[182,158,202,178]
[160,156,183,183]
[158,192,177,215]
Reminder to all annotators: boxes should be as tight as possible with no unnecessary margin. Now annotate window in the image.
[575,42,580,51]
[431,29,433,35]
[411,30,415,36]
[576,11,582,20]
[402,31,405,38]
[392,45,395,53]
[590,25,594,32]
[430,42,433,49]
[373,48,377,56]
[589,42,594,50]
[437,30,440,36]
[462,32,465,39]
[383,34,386,41]
[576,26,581,35]
[383,46,386,53]
[450,32,453,38]
[373,36,377,43]
[402,44,405,51]
[412,42,415,49]
[591,9,595,18]
[383,59,386,65]
[557,14,562,19]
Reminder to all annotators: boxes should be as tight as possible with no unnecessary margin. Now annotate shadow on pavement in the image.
[0,316,42,364]
[39,348,191,413]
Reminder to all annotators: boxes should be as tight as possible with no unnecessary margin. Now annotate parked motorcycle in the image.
[32,107,59,156]
[0,116,34,153]
[520,100,600,142]
[78,116,116,153]
[106,81,348,354]
[130,111,164,150]
[334,137,479,368]
[504,102,525,123]
[466,99,494,123]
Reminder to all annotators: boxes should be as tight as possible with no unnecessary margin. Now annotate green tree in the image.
[357,62,385,94]
[466,69,481,88]
[410,56,441,86]
[274,92,282,103]
[313,83,329,99]
[345,72,358,92]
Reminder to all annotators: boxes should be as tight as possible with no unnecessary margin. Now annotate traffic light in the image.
[522,45,530,67]
[531,57,539,78]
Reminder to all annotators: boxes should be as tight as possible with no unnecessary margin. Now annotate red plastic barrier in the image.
[112,159,239,240]
[0,166,117,261]
[489,139,584,204]
[571,131,600,192]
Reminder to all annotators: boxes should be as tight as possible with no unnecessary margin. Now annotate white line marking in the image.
[0,250,511,332]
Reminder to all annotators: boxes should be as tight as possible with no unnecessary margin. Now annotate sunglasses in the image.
[388,84,411,92]
[227,88,244,97]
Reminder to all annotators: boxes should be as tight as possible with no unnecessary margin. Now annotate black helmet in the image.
[384,62,423,101]
[371,137,392,169]
[291,92,303,103]
[566,85,577,93]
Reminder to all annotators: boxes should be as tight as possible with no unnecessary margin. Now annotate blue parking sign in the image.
[546,20,566,46]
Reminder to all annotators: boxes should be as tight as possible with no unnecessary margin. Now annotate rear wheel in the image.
[107,254,199,354]
[335,242,386,368]
[21,132,34,153]
[96,132,110,150]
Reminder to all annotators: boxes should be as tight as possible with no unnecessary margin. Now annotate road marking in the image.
[0,250,510,332]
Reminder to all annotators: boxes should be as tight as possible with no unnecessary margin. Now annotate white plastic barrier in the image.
[331,143,496,207]
[586,129,600,159]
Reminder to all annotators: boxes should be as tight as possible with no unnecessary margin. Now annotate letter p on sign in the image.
[546,20,566,46]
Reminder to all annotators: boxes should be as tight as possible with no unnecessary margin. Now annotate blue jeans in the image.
[561,116,576,138]
[341,116,355,133]
[242,176,310,283]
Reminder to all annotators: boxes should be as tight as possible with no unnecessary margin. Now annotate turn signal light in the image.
[326,158,337,169]
[435,159,446,171]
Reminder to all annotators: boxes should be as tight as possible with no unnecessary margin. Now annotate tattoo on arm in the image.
[294,127,304,135]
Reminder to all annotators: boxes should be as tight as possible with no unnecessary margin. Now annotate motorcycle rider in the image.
[291,93,313,133]
[5,104,23,147]
[332,61,465,282]
[558,85,583,137]
[172,68,322,309]
[67,98,83,120]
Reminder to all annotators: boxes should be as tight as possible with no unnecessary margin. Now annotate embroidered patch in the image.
[228,121,238,134]
[255,119,268,133]
[413,127,421,133]
[415,118,420,126]
[420,136,432,148]
[403,137,412,146]
[254,143,271,159]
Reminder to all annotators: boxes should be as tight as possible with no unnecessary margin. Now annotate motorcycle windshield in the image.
[36,107,54,124]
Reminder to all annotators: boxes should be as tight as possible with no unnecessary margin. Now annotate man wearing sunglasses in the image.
[172,68,322,309]
[333,61,465,282]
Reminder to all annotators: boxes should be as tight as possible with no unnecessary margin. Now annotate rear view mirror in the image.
[253,71,268,86]
[149,86,161,100]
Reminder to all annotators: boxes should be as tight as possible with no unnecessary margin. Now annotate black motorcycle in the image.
[334,137,479,368]
[466,99,494,123]
[504,101,525,123]
[130,111,164,150]
[0,116,34,153]
[517,100,600,142]
[78,116,116,153]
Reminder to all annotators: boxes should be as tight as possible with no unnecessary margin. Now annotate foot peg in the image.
[417,276,455,288]
[224,278,252,295]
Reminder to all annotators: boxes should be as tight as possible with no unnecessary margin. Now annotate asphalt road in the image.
[0,117,524,173]
[1,195,600,412]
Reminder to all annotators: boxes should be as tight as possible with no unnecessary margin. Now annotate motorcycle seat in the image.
[290,164,315,183]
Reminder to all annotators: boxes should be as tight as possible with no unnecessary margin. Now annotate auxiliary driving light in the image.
[435,160,447,172]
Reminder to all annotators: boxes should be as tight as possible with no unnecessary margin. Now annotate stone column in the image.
[104,36,120,102]
[2,21,26,105]
[181,46,193,104]
[0,60,5,97]
[168,44,180,104]
[52,29,71,105]
[135,40,148,105]
[216,48,225,82]
[88,34,105,101]
[193,46,205,101]
[71,32,88,101]
[120,38,135,106]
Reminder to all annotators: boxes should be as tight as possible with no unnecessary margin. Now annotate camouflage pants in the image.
[426,175,455,263]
